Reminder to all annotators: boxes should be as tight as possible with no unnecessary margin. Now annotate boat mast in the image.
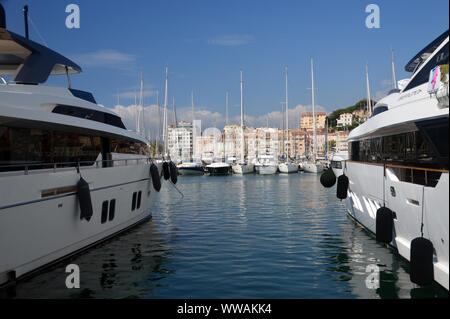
[163,66,169,156]
[135,89,140,135]
[366,64,372,117]
[191,91,195,123]
[156,90,160,149]
[311,58,317,162]
[172,96,178,126]
[140,72,146,140]
[191,91,195,162]
[391,49,397,89]
[240,70,245,164]
[226,91,229,126]
[285,66,289,161]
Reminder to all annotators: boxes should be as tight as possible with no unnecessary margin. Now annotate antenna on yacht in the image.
[1,4,6,29]
[65,66,71,89]
[23,5,29,40]
[391,49,397,89]
[365,64,372,117]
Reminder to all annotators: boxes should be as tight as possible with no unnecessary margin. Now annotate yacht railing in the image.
[0,157,156,177]
[345,160,448,187]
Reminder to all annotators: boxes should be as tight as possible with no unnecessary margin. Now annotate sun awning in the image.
[0,27,81,83]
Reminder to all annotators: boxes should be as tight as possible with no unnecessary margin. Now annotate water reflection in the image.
[1,174,447,298]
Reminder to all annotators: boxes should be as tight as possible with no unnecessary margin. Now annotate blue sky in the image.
[2,0,449,126]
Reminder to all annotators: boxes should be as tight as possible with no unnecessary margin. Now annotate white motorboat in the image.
[205,162,231,175]
[0,5,162,286]
[343,30,448,290]
[177,162,204,175]
[330,150,349,177]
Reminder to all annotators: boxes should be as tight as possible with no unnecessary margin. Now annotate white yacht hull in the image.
[345,161,449,290]
[0,162,162,286]
[278,163,298,173]
[302,162,324,173]
[256,165,278,175]
[232,164,254,174]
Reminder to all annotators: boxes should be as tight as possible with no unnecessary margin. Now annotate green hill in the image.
[327,99,376,130]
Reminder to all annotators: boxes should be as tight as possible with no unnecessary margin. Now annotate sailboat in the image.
[303,58,324,173]
[278,66,298,173]
[233,70,254,174]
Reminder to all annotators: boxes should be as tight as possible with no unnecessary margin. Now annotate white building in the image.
[336,113,353,127]
[168,121,193,163]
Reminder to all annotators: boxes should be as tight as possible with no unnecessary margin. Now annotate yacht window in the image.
[0,125,101,171]
[101,201,108,224]
[109,199,116,221]
[349,130,444,169]
[403,43,449,91]
[111,139,148,155]
[330,161,342,169]
[52,105,126,129]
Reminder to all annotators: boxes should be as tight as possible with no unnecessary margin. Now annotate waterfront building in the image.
[300,112,326,130]
[336,113,353,127]
[168,121,194,163]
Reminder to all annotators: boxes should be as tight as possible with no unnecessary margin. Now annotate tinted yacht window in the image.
[404,43,449,91]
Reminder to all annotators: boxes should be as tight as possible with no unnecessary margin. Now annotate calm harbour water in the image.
[2,173,448,299]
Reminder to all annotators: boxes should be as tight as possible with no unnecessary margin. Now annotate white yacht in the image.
[205,162,231,175]
[344,30,449,290]
[177,162,204,175]
[0,5,163,286]
[232,70,254,175]
[278,162,298,174]
[302,162,324,174]
[255,156,278,175]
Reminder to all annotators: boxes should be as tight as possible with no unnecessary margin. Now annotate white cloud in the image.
[116,90,156,100]
[71,50,137,70]
[207,34,254,46]
[110,102,326,140]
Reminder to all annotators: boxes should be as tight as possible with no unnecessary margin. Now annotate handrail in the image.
[0,157,155,176]
[344,160,449,173]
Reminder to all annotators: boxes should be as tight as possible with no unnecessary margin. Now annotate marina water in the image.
[2,174,447,299]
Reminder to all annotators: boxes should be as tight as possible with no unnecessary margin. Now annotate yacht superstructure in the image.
[0,5,163,286]
[343,30,449,290]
